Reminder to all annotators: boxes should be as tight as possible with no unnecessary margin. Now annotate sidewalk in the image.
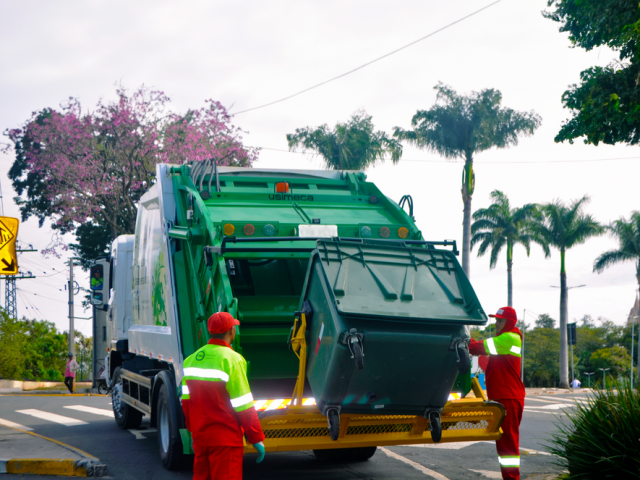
[0,425,106,477]
[0,382,96,396]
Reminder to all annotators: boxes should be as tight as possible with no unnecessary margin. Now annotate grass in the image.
[546,381,640,478]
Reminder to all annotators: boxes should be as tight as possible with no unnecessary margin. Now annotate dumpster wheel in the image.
[327,408,340,441]
[428,410,442,443]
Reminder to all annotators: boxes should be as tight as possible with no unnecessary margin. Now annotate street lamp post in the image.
[584,372,595,388]
[599,368,610,389]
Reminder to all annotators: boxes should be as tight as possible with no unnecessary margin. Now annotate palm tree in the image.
[534,196,604,388]
[593,211,640,384]
[394,83,541,278]
[471,190,550,307]
[286,110,402,170]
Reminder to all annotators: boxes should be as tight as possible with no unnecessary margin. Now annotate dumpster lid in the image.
[314,239,486,325]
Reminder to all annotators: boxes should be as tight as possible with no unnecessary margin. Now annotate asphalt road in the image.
[0,392,589,479]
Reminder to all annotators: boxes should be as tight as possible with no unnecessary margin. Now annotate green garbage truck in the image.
[91,162,505,470]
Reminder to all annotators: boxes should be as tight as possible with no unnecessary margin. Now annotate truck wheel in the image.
[111,367,143,430]
[313,447,377,462]
[157,382,185,470]
[428,411,442,443]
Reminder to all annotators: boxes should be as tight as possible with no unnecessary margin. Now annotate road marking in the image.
[525,404,570,410]
[0,418,33,431]
[526,397,574,405]
[523,408,562,415]
[402,441,493,449]
[16,409,88,426]
[64,405,114,417]
[380,447,450,480]
[129,428,157,440]
[535,395,578,403]
[520,447,552,456]
[469,470,502,479]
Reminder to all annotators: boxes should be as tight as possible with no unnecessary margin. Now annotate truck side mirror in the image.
[90,265,104,290]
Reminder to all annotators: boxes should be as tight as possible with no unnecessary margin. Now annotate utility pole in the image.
[599,368,610,389]
[68,260,76,355]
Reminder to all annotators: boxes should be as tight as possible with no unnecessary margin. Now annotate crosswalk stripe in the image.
[0,417,33,431]
[64,405,114,417]
[16,409,88,426]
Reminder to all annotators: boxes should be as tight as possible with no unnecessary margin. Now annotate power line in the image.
[232,0,503,115]
[255,146,640,165]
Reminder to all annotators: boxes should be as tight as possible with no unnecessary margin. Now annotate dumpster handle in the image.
[290,312,308,406]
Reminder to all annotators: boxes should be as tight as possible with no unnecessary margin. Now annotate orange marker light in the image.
[275,182,290,193]
[398,227,409,239]
[243,224,255,236]
[223,223,235,236]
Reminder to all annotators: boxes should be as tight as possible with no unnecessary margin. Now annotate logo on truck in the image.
[268,194,314,201]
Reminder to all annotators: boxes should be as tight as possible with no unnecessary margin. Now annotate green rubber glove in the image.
[254,442,265,463]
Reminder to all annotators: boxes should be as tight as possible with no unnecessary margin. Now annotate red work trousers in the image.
[495,398,524,480]
[192,444,244,480]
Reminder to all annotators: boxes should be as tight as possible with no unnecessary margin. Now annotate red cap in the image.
[207,312,240,334]
[489,306,517,330]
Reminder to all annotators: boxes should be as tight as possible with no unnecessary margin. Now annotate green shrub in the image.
[547,381,640,478]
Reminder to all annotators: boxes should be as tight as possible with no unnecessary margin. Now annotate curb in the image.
[0,458,107,477]
[0,425,106,477]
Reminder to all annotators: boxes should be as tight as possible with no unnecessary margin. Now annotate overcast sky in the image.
[1,0,638,338]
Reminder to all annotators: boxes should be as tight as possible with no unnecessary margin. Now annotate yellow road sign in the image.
[0,217,19,275]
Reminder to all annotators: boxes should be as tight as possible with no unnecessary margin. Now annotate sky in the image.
[1,0,638,338]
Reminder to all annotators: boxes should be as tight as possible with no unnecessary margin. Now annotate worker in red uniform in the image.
[181,312,265,480]
[469,306,525,480]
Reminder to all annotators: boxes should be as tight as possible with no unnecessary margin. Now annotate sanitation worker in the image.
[181,312,265,480]
[469,306,525,480]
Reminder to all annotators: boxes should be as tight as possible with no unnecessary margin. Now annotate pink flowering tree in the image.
[4,86,257,264]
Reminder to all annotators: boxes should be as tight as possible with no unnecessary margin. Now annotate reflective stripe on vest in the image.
[484,332,521,357]
[486,337,498,355]
[230,392,254,409]
[181,385,190,395]
[499,456,520,467]
[183,367,229,382]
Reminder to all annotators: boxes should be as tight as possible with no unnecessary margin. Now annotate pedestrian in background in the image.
[64,353,79,394]
[469,307,525,480]
[181,312,265,480]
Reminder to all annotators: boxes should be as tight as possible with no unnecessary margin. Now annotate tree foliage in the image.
[545,0,640,145]
[393,83,541,162]
[286,110,402,170]
[471,190,549,305]
[393,83,541,276]
[536,313,556,329]
[4,86,257,264]
[0,313,77,381]
[593,210,640,291]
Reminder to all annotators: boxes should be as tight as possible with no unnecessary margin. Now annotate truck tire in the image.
[313,447,377,462]
[157,382,185,470]
[111,367,143,430]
